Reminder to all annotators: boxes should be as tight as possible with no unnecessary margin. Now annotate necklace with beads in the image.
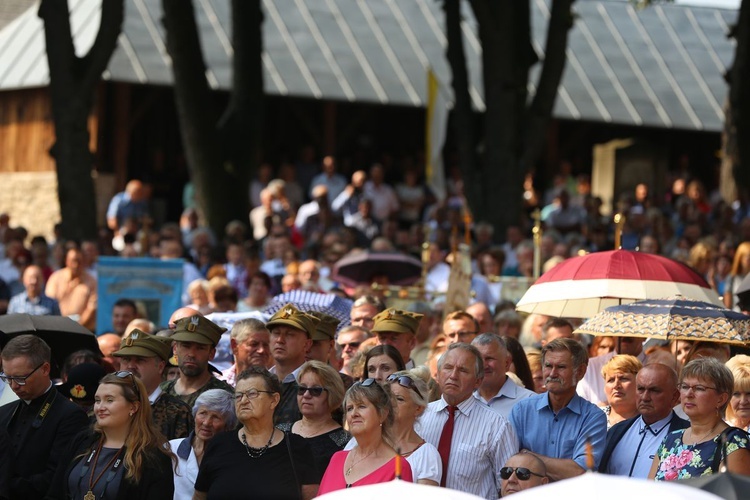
[241,428,275,459]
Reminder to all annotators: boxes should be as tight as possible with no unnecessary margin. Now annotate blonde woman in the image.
[726,355,750,432]
[600,355,642,429]
[724,241,750,310]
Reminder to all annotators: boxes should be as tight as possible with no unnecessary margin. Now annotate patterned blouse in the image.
[654,427,749,481]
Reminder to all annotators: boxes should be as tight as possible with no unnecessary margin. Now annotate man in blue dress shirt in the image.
[7,266,60,316]
[509,338,607,481]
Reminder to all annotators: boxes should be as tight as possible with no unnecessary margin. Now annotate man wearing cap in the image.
[266,304,318,425]
[114,329,194,439]
[160,315,232,408]
[371,308,423,369]
[307,312,354,391]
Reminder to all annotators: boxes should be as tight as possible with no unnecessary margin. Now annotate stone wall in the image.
[0,171,116,241]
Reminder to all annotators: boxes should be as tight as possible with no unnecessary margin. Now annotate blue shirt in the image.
[106,191,148,228]
[509,392,607,471]
[8,292,61,316]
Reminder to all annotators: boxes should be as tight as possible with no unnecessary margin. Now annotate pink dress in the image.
[317,450,413,495]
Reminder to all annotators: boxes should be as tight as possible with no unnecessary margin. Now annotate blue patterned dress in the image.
[654,427,749,481]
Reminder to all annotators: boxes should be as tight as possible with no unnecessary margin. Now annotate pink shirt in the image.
[318,450,413,495]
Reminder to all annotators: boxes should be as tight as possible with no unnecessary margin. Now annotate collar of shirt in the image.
[24,382,53,405]
[269,364,302,383]
[149,386,163,404]
[536,391,585,415]
[434,394,478,417]
[637,412,674,436]
[473,377,522,404]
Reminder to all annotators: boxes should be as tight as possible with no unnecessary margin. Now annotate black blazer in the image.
[46,430,175,500]
[598,411,689,473]
[0,387,89,499]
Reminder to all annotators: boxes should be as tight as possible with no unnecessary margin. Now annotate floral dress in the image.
[655,427,749,481]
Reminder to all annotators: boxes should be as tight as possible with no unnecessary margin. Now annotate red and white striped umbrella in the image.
[515,250,721,318]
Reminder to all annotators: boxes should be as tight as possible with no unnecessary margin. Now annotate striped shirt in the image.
[419,396,519,499]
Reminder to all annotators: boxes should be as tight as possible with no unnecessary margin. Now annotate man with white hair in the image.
[220,318,271,386]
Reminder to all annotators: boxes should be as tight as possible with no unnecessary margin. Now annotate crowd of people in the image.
[1,154,750,498]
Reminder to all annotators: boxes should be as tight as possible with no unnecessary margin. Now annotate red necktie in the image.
[437,405,456,487]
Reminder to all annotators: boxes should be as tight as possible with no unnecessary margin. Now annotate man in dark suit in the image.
[0,335,88,499]
[599,363,689,477]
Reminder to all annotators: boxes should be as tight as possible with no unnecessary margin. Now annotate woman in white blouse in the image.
[387,368,442,485]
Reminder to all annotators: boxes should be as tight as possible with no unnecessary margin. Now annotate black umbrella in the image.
[0,314,101,377]
[331,251,423,288]
[681,472,750,500]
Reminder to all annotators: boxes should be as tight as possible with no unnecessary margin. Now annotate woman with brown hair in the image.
[49,371,176,499]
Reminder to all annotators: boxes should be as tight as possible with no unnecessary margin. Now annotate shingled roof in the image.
[0,0,737,132]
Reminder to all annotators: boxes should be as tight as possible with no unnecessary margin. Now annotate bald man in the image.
[98,333,122,367]
[106,179,149,234]
[501,453,549,496]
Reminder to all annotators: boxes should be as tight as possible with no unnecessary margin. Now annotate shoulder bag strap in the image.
[283,430,302,500]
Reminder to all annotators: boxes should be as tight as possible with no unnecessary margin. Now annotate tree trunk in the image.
[39,0,123,242]
[522,0,575,171]
[217,0,265,222]
[444,0,479,210]
[727,0,750,197]
[470,0,534,233]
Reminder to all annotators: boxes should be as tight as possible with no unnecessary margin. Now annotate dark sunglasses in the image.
[114,371,140,398]
[297,385,327,397]
[387,374,423,399]
[500,467,545,481]
[337,341,361,349]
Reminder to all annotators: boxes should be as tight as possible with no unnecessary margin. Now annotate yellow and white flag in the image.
[426,68,448,202]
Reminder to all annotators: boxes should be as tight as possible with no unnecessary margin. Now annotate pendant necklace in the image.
[345,448,376,477]
[84,438,124,500]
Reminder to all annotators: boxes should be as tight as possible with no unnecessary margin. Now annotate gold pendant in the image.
[84,491,96,500]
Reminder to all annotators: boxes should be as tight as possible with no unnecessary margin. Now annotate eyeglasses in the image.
[387,374,423,399]
[114,371,141,398]
[337,341,361,350]
[297,385,327,397]
[678,383,718,394]
[499,467,545,481]
[234,388,275,402]
[0,362,44,386]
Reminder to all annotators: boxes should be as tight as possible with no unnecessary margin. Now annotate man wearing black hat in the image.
[160,315,232,408]
[114,329,194,439]
[267,304,318,424]
[0,335,88,499]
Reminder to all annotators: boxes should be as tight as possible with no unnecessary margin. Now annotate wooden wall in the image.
[0,87,99,173]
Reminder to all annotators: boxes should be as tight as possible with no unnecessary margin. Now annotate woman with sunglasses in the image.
[193,366,318,499]
[277,361,350,480]
[387,368,441,486]
[364,345,405,383]
[318,379,413,493]
[649,358,750,480]
[49,371,176,499]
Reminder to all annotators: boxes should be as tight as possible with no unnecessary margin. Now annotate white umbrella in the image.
[316,480,483,500]
[511,472,722,500]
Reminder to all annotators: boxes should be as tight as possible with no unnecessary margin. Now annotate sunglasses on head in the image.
[114,371,140,398]
[499,467,545,481]
[297,385,327,397]
[387,374,423,399]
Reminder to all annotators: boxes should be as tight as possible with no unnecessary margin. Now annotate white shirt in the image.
[473,377,535,418]
[148,386,163,405]
[606,413,675,478]
[406,441,442,484]
[419,396,519,499]
[169,437,199,500]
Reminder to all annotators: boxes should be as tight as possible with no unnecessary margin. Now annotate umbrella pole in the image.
[532,209,542,279]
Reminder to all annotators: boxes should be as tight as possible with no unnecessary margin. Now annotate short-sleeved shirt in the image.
[195,431,317,499]
[509,392,608,471]
[655,427,750,481]
[106,191,148,228]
